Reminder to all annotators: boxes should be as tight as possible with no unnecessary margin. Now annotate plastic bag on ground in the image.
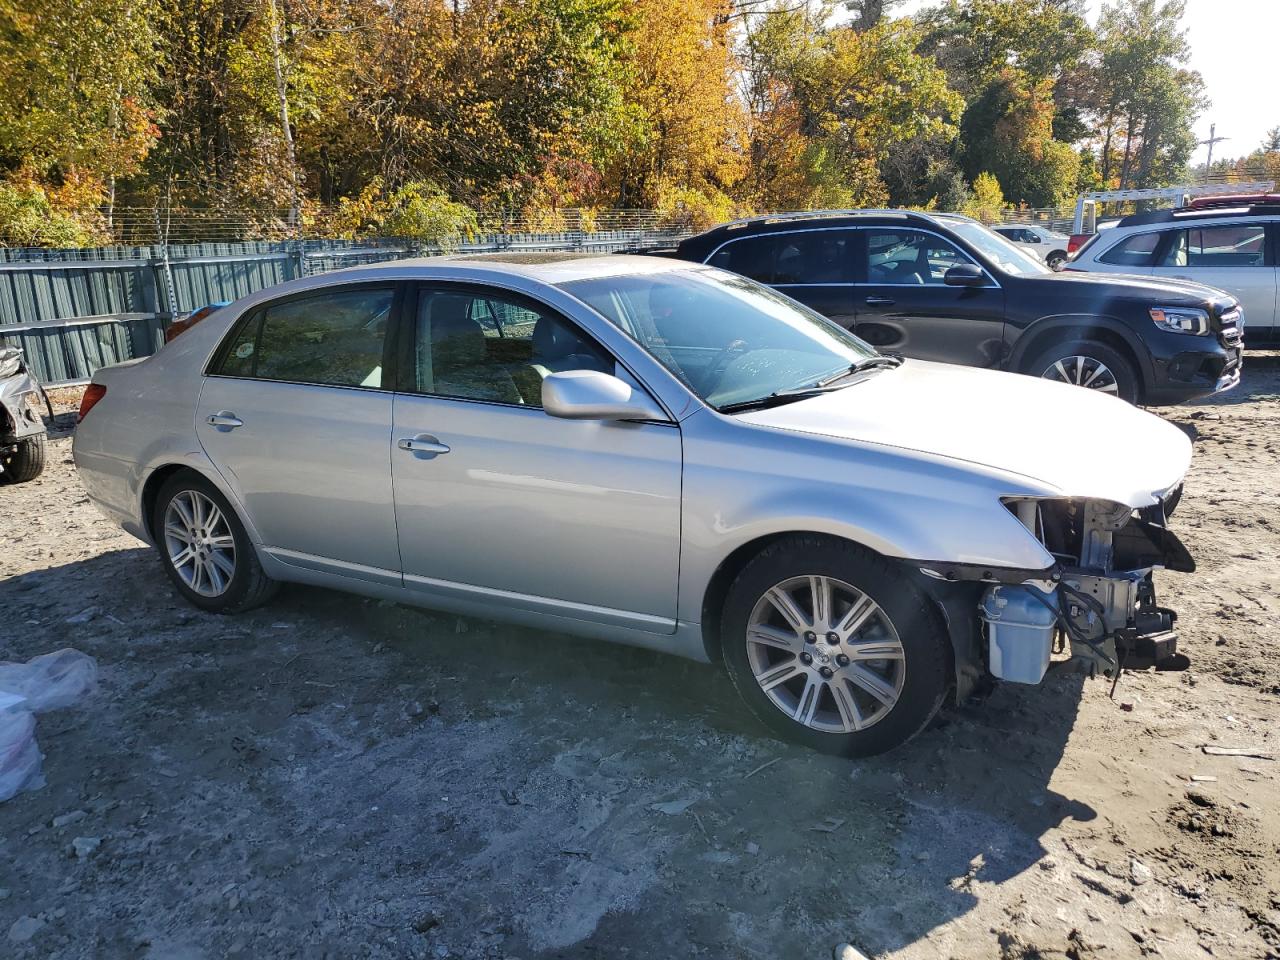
[0,648,97,713]
[0,697,44,802]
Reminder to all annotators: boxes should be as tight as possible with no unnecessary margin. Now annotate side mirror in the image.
[542,370,668,422]
[943,264,987,287]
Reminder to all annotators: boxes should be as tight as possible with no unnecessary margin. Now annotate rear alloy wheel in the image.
[152,471,278,613]
[164,489,237,598]
[721,537,950,756]
[1028,338,1139,404]
[1047,251,1067,271]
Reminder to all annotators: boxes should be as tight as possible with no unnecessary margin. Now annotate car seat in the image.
[422,295,523,403]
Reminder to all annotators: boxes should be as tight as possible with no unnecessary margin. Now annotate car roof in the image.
[684,208,978,241]
[297,252,705,287]
[207,253,709,318]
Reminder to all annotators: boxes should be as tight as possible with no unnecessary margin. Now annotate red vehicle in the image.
[1186,193,1280,211]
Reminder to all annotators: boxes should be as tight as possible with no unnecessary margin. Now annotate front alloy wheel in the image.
[1027,338,1139,404]
[746,575,906,733]
[721,536,950,756]
[1040,355,1119,394]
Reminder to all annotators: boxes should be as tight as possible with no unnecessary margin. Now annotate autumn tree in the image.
[0,0,161,222]
[600,0,744,212]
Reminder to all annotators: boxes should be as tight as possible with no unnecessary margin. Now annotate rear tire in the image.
[1047,251,1067,270]
[1027,338,1140,404]
[152,471,278,613]
[2,433,45,483]
[720,536,950,756]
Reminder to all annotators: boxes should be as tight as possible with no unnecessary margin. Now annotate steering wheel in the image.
[699,339,749,395]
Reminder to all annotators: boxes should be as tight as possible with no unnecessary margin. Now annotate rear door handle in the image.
[206,412,243,429]
[397,435,451,458]
[864,296,895,306]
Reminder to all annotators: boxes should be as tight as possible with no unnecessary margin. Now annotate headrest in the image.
[428,295,486,367]
[532,315,590,362]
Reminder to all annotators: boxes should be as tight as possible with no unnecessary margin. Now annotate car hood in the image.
[1049,269,1236,308]
[737,360,1192,507]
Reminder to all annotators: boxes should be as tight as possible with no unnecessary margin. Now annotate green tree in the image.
[960,68,1081,206]
[739,4,961,209]
[959,171,1007,220]
[1092,0,1206,188]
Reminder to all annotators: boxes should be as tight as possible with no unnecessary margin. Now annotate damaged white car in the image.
[73,255,1194,755]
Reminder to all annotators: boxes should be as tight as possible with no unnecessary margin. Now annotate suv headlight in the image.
[1150,306,1209,336]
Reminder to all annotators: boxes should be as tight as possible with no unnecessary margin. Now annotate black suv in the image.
[658,210,1243,405]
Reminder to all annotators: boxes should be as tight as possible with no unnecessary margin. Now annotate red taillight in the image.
[1067,233,1089,254]
[78,384,106,422]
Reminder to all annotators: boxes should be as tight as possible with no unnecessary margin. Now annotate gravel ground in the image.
[1,361,1278,960]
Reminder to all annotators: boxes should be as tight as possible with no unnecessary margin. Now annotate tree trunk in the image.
[1118,114,1136,189]
[267,0,301,230]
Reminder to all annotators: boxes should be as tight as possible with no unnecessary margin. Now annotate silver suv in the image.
[994,224,1071,270]
[1068,197,1278,342]
[74,254,1196,755]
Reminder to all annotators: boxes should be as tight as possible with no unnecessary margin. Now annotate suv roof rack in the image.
[714,209,935,232]
[1118,200,1280,228]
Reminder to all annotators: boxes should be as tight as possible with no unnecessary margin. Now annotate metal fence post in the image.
[153,209,178,319]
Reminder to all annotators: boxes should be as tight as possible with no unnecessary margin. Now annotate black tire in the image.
[151,470,278,614]
[2,433,45,483]
[1025,338,1140,404]
[720,536,951,756]
[1047,251,1067,270]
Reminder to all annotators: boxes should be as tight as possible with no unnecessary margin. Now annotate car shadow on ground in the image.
[3,542,1095,959]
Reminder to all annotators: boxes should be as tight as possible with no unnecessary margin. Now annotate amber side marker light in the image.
[77,384,107,423]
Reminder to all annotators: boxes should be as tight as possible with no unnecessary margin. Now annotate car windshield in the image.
[562,269,879,410]
[942,219,1052,276]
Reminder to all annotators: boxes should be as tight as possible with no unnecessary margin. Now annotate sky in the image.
[891,0,1277,167]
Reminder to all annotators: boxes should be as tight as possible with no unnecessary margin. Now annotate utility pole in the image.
[1199,124,1229,182]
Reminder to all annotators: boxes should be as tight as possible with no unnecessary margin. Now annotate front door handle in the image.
[864,296,895,306]
[397,435,451,458]
[206,412,243,429]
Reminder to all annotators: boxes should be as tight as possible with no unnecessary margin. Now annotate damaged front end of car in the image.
[919,485,1193,697]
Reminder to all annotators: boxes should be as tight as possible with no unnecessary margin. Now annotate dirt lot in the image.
[1,361,1278,960]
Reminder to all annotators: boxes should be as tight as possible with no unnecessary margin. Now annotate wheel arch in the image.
[140,464,203,542]
[1010,314,1152,397]
[699,531,969,699]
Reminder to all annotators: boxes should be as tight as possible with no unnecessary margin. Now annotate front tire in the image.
[152,471,278,613]
[2,433,45,483]
[720,537,950,756]
[1027,338,1140,404]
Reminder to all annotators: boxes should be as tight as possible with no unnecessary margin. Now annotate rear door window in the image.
[708,230,855,284]
[1099,232,1162,267]
[1160,224,1268,267]
[212,286,394,388]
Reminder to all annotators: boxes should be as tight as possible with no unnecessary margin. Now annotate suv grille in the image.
[1218,308,1243,345]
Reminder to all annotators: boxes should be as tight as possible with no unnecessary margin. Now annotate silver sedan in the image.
[73,254,1196,754]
